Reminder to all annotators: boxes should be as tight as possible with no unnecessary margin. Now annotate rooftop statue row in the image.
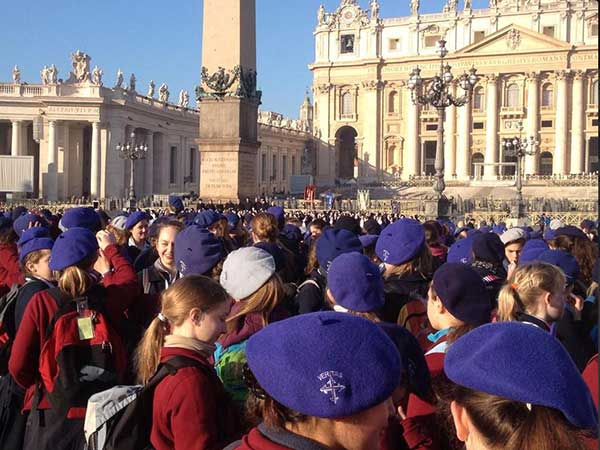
[258,110,312,133]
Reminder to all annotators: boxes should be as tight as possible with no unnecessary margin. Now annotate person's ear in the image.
[190,308,204,326]
[542,291,552,307]
[450,400,470,443]
[25,261,36,274]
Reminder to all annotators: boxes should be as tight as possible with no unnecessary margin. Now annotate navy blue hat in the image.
[254,241,285,272]
[328,253,385,313]
[543,228,560,241]
[19,235,54,264]
[13,213,47,237]
[432,263,491,325]
[49,227,99,271]
[10,206,27,222]
[454,226,469,238]
[376,219,425,266]
[555,225,588,241]
[537,250,580,284]
[445,322,598,435]
[61,207,101,232]
[17,226,50,247]
[478,226,491,234]
[282,224,302,243]
[246,312,401,418]
[125,211,151,230]
[0,216,13,231]
[316,228,363,272]
[267,206,285,230]
[175,225,224,276]
[471,233,504,264]
[447,233,476,264]
[363,218,382,236]
[334,215,362,236]
[168,195,184,213]
[225,213,240,230]
[519,239,550,264]
[193,210,223,229]
[359,234,379,248]
[492,224,507,235]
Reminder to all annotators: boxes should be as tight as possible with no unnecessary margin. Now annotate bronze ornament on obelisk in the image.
[196,0,261,201]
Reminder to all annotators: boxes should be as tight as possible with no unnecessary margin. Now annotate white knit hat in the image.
[110,215,128,231]
[500,228,527,245]
[220,247,276,300]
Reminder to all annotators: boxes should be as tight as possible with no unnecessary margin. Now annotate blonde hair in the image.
[53,254,98,299]
[106,224,129,247]
[227,275,283,333]
[251,213,279,243]
[497,262,566,322]
[135,276,229,385]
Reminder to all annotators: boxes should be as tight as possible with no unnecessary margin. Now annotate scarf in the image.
[164,335,216,359]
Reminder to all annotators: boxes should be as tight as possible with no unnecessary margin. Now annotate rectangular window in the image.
[282,155,288,179]
[424,35,441,48]
[188,148,195,182]
[541,120,553,128]
[389,38,400,51]
[340,34,355,54]
[473,31,486,43]
[292,156,296,175]
[272,155,277,181]
[261,154,267,182]
[591,23,599,37]
[169,146,177,184]
[543,26,555,38]
[425,124,438,131]
[592,119,598,127]
[473,122,485,130]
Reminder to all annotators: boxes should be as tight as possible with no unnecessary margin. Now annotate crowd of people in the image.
[0,196,597,450]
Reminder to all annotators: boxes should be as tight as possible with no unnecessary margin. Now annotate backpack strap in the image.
[142,268,151,294]
[145,355,213,390]
[297,279,321,292]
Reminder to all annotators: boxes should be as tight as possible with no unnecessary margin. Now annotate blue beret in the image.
[10,206,27,222]
[49,227,99,271]
[471,233,504,264]
[193,210,223,229]
[433,263,491,325]
[555,225,588,241]
[175,226,224,276]
[0,216,13,231]
[445,322,598,434]
[316,229,362,272]
[19,237,54,264]
[519,239,550,264]
[537,249,580,284]
[492,224,507,235]
[267,206,285,230]
[359,234,379,248]
[254,241,285,272]
[581,219,595,230]
[168,195,184,213]
[61,207,101,232]
[281,224,302,243]
[17,226,50,247]
[376,219,425,265]
[543,228,559,241]
[125,211,151,230]
[225,213,240,229]
[13,213,47,237]
[454,226,469,237]
[328,253,385,313]
[447,233,476,264]
[246,312,401,418]
[478,226,491,234]
[440,220,456,236]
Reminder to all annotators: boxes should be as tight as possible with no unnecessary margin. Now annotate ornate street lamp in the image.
[116,132,148,210]
[502,134,539,219]
[407,39,479,217]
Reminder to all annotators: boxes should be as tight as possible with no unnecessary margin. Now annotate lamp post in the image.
[502,133,539,219]
[407,39,479,218]
[116,131,148,210]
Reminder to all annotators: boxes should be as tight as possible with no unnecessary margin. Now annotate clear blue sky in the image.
[0,0,488,118]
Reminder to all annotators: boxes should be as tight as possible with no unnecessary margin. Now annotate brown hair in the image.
[135,276,229,385]
[53,253,98,299]
[440,383,590,450]
[304,240,319,275]
[106,224,129,247]
[149,220,184,249]
[226,275,283,333]
[0,228,17,246]
[497,262,565,322]
[20,249,51,277]
[384,245,433,279]
[209,218,228,239]
[251,213,279,243]
[553,234,598,285]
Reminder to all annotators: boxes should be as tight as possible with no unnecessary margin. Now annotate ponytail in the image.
[135,317,170,385]
[497,283,525,322]
[56,266,94,299]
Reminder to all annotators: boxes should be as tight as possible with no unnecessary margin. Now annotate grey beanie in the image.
[220,247,276,300]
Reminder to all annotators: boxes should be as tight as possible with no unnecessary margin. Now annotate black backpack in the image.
[84,356,211,450]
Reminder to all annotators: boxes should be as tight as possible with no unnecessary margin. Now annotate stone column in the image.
[404,89,420,178]
[570,70,585,174]
[105,123,126,198]
[144,130,154,196]
[444,83,457,178]
[46,120,58,201]
[10,120,23,156]
[554,70,570,175]
[525,72,540,175]
[361,80,381,180]
[456,102,472,179]
[484,74,499,179]
[90,122,100,198]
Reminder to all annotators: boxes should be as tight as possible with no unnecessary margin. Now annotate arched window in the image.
[341,92,354,116]
[471,153,484,178]
[388,145,396,167]
[473,87,484,111]
[506,83,520,107]
[592,80,599,105]
[388,91,398,114]
[541,83,554,108]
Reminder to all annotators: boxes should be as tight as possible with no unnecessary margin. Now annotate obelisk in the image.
[197,0,260,201]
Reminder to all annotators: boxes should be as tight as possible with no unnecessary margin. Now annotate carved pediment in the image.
[455,25,571,55]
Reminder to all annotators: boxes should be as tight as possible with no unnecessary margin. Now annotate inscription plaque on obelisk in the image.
[197,0,261,201]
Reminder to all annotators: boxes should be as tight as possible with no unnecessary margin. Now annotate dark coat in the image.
[381,272,432,324]
[295,269,328,315]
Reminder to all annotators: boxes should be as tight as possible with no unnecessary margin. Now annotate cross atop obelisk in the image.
[197,0,261,201]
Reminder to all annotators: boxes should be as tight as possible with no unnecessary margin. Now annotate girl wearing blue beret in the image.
[135,276,242,450]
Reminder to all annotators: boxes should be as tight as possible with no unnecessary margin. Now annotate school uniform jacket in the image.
[0,243,25,296]
[227,423,328,450]
[151,347,241,450]
[8,244,140,415]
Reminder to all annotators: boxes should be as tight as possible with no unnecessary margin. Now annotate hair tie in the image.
[511,283,519,291]
[157,312,168,323]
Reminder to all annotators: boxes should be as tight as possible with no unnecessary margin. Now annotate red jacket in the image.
[0,243,25,295]
[151,347,241,450]
[582,355,599,450]
[8,244,140,413]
